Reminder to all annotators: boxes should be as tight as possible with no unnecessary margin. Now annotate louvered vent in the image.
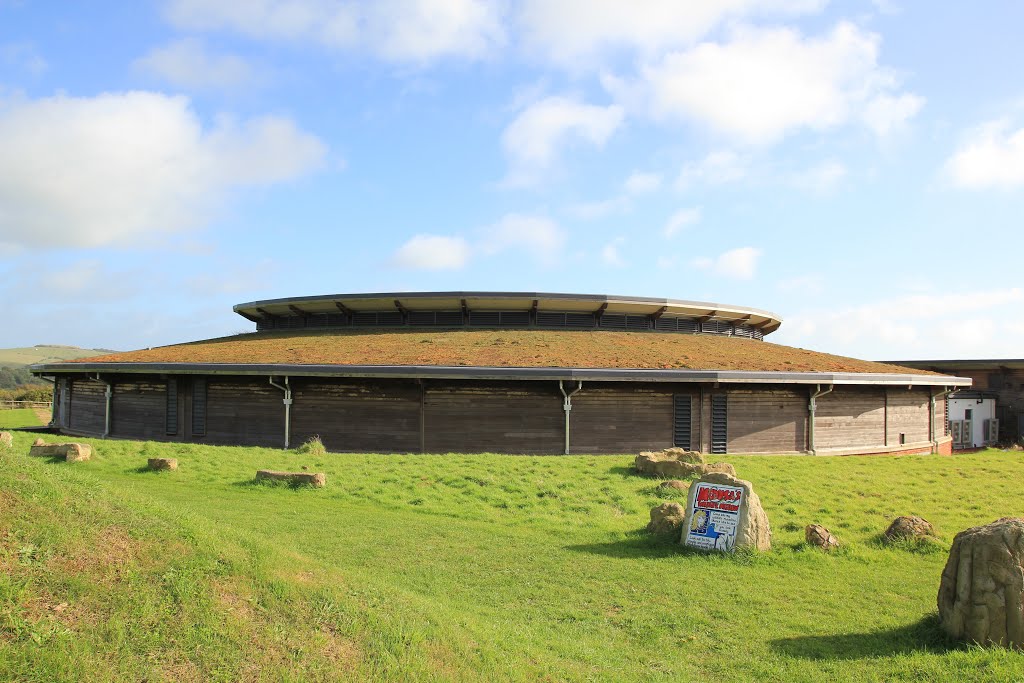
[192,378,207,437]
[625,315,649,330]
[702,320,730,334]
[469,311,500,326]
[711,394,727,454]
[166,379,178,436]
[944,397,949,436]
[599,314,627,329]
[673,395,692,450]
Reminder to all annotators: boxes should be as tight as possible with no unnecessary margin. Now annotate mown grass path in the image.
[1,417,1023,681]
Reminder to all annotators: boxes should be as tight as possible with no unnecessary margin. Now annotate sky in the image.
[0,1,1022,361]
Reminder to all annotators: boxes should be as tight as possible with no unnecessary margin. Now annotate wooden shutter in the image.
[711,394,727,454]
[673,395,692,450]
[192,377,207,436]
[166,378,178,435]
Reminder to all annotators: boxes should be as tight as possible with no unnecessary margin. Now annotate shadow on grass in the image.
[230,478,322,491]
[771,615,959,660]
[566,533,763,562]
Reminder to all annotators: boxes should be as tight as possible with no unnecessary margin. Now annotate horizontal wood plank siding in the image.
[727,387,806,454]
[68,377,105,435]
[203,379,282,447]
[816,387,885,450]
[425,381,562,454]
[111,376,168,440]
[291,379,420,453]
[569,384,673,454]
[886,389,930,445]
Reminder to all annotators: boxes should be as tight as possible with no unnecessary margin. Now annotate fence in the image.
[0,401,53,411]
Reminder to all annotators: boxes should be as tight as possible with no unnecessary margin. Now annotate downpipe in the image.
[930,386,954,453]
[269,376,292,449]
[558,380,583,455]
[94,373,112,438]
[807,383,833,455]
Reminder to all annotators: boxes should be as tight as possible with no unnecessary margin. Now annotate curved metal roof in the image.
[233,291,783,334]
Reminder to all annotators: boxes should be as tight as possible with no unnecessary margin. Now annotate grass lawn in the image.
[2,422,1023,681]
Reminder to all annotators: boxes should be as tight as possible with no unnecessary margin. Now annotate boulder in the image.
[0,431,12,449]
[147,457,178,471]
[29,442,92,462]
[658,480,689,491]
[33,438,45,446]
[805,524,840,551]
[255,469,326,488]
[681,472,771,552]
[635,449,735,479]
[647,502,686,536]
[703,462,737,477]
[659,447,704,464]
[884,515,935,542]
[937,517,1024,649]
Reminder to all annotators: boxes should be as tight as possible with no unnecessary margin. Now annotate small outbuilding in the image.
[33,291,968,456]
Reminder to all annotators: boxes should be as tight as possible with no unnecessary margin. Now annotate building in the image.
[946,390,998,449]
[887,359,1024,444]
[33,292,967,456]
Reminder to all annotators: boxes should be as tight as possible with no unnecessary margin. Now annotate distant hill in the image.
[0,344,118,368]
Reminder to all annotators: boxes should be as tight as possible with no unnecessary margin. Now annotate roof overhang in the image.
[886,359,1024,371]
[233,291,784,334]
[32,362,969,387]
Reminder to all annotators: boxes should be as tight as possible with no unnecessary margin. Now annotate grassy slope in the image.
[1,419,1023,681]
[0,346,116,367]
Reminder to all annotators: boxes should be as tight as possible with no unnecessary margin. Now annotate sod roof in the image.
[67,329,933,375]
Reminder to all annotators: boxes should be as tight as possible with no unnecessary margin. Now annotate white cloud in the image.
[501,95,624,185]
[945,119,1024,189]
[479,213,567,258]
[777,287,1024,359]
[566,197,628,220]
[623,170,662,195]
[568,169,662,219]
[663,207,701,238]
[134,38,257,89]
[862,93,923,136]
[392,234,471,270]
[692,246,761,279]
[601,237,626,267]
[0,91,326,249]
[164,0,505,64]
[675,150,748,188]
[608,22,923,145]
[1,42,47,75]
[391,213,567,269]
[789,160,847,193]
[517,0,825,67]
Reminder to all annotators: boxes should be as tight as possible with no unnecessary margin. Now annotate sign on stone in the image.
[684,482,743,551]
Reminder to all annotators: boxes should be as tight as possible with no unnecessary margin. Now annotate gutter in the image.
[31,362,972,388]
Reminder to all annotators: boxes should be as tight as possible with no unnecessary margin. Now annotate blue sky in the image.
[1,1,1022,360]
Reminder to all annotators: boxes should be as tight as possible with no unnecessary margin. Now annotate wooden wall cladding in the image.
[203,378,283,447]
[291,379,420,453]
[885,388,930,445]
[816,387,886,450]
[424,381,563,454]
[569,383,673,454]
[111,376,168,440]
[68,377,105,435]
[726,387,807,454]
